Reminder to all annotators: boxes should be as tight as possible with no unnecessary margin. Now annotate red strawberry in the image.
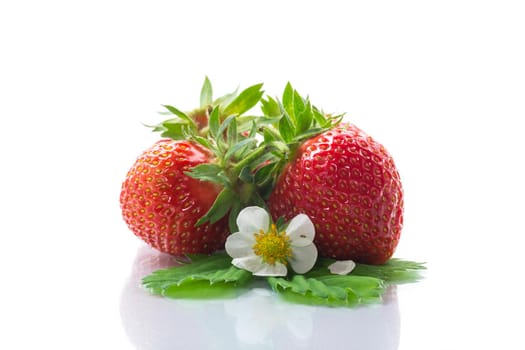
[120,139,229,255]
[268,123,403,265]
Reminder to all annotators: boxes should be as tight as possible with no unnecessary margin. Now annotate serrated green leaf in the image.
[223,83,264,116]
[196,187,236,225]
[200,76,213,108]
[143,253,253,299]
[208,106,220,138]
[185,163,229,186]
[268,274,385,307]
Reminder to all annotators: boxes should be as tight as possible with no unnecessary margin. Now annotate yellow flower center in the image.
[252,224,292,265]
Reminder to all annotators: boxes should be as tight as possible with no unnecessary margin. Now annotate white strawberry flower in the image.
[225,207,318,276]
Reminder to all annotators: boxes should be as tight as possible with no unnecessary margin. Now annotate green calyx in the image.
[149,77,343,232]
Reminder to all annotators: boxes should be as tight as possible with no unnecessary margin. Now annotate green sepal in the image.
[261,96,282,117]
[254,161,277,185]
[224,137,257,162]
[228,200,242,233]
[282,82,296,123]
[278,111,295,143]
[195,187,236,226]
[149,118,189,140]
[227,117,238,145]
[223,83,264,116]
[162,104,197,130]
[238,166,254,184]
[142,253,253,299]
[200,76,213,108]
[192,135,214,150]
[184,163,230,186]
[274,216,286,230]
[213,86,239,108]
[208,106,220,139]
[295,97,313,134]
[249,191,268,209]
[293,127,326,143]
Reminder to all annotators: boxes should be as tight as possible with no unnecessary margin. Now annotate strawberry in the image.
[268,123,403,264]
[120,139,229,255]
[120,78,269,255]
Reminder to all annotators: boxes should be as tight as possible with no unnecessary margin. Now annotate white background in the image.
[1,1,524,349]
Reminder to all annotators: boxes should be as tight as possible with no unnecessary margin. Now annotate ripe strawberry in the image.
[120,139,229,255]
[268,123,403,265]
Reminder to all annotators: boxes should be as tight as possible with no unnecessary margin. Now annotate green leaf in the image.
[200,76,213,108]
[162,105,197,129]
[268,274,385,307]
[143,253,253,299]
[223,83,264,116]
[185,163,229,186]
[195,188,236,225]
[208,106,220,138]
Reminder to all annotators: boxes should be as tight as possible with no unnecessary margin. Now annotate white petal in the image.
[328,260,356,275]
[236,206,270,234]
[232,255,264,273]
[289,244,318,274]
[286,214,315,247]
[253,262,288,277]
[225,231,256,258]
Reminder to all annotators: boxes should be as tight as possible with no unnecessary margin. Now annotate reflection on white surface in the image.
[120,245,400,350]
